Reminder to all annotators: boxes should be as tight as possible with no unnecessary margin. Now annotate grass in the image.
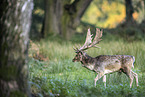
[29,33,145,97]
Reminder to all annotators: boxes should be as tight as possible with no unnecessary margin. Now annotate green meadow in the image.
[29,33,145,97]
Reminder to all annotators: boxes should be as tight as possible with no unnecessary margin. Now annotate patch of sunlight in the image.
[81,0,139,28]
[34,8,44,16]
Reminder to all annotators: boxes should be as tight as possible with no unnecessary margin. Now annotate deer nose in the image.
[72,59,75,62]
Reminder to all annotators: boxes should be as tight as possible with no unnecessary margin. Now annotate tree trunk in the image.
[125,0,134,23]
[0,0,33,97]
[41,0,92,39]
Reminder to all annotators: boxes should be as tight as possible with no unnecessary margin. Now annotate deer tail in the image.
[131,56,135,69]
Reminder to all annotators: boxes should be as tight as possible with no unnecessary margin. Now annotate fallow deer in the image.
[72,28,138,88]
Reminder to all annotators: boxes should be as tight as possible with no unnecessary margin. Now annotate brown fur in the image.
[72,51,138,88]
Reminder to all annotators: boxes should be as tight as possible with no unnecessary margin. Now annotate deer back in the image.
[88,55,135,73]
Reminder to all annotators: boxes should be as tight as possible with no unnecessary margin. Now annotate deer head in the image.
[72,28,103,62]
[72,50,84,62]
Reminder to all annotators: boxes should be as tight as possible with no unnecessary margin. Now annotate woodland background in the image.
[0,0,145,97]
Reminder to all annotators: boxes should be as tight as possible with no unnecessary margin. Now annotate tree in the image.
[0,0,33,96]
[125,0,134,23]
[41,0,93,39]
[30,0,44,39]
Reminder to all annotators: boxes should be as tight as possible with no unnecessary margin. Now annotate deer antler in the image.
[90,28,103,48]
[79,28,103,51]
[79,28,93,50]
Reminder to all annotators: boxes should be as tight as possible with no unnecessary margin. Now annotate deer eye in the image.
[76,54,80,57]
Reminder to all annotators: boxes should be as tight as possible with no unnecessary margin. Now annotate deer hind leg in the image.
[129,73,134,88]
[94,72,104,87]
[127,70,139,88]
[131,70,139,87]
[123,68,134,88]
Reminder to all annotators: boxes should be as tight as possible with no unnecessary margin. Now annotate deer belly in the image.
[104,69,115,74]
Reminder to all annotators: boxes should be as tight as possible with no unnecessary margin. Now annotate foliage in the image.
[29,33,145,97]
[81,0,144,29]
[107,26,145,42]
[30,0,144,39]
[81,0,126,28]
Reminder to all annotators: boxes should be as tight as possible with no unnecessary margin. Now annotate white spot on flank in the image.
[104,70,113,74]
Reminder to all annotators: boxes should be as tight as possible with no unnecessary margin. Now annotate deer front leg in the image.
[103,75,106,88]
[94,72,104,87]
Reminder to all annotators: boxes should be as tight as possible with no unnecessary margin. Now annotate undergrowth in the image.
[29,33,145,97]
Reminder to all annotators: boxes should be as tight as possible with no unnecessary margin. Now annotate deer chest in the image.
[84,63,95,70]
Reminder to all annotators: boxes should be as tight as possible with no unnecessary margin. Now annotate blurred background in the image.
[30,0,145,40]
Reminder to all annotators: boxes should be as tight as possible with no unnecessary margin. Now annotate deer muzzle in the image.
[72,59,75,62]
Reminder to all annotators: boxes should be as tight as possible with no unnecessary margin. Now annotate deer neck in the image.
[80,53,95,70]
